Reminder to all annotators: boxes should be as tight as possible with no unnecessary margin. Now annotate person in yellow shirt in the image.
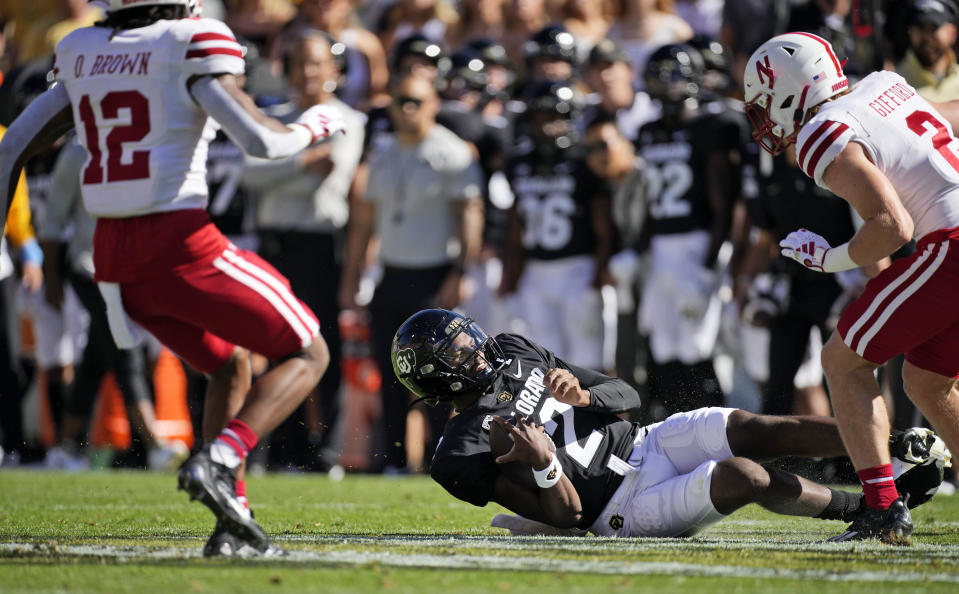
[0,123,43,467]
[896,0,959,102]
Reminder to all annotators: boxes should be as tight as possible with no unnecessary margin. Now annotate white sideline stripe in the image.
[221,249,319,335]
[843,242,936,354]
[853,240,948,356]
[3,543,958,583]
[213,256,313,347]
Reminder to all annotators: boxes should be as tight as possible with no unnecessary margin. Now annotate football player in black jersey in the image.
[500,80,614,370]
[635,43,744,416]
[392,309,949,538]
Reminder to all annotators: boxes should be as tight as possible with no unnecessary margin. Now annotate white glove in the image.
[292,104,346,144]
[779,228,858,273]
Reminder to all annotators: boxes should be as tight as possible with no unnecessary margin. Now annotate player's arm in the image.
[589,190,615,288]
[821,142,914,266]
[490,417,583,529]
[338,186,375,310]
[0,84,74,231]
[545,364,641,413]
[705,147,737,267]
[188,74,343,160]
[929,99,959,133]
[498,200,525,296]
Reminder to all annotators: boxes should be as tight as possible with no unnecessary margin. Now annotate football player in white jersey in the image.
[744,32,959,544]
[0,0,347,556]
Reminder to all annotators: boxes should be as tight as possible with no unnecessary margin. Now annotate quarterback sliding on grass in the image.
[391,309,950,541]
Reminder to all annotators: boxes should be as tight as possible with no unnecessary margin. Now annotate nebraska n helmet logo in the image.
[396,349,415,376]
[755,55,774,89]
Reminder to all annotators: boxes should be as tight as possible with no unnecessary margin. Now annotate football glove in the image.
[292,104,346,143]
[779,228,858,273]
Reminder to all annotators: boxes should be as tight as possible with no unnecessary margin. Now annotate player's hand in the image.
[492,416,554,470]
[779,228,831,272]
[21,263,42,294]
[293,104,346,143]
[545,368,589,407]
[433,271,463,310]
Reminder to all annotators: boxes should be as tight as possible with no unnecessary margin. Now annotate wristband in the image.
[19,239,43,266]
[822,242,858,273]
[532,452,563,489]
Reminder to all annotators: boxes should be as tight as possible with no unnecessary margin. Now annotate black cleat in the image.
[203,519,243,558]
[177,446,269,552]
[828,497,914,545]
[203,518,287,558]
[890,427,951,467]
[890,427,951,509]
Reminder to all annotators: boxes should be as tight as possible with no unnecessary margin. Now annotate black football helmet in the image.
[686,34,732,98]
[442,48,488,96]
[466,37,516,96]
[391,309,506,406]
[391,33,444,72]
[523,80,581,151]
[643,43,705,107]
[523,24,578,67]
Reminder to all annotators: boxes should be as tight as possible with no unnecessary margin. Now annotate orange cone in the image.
[152,348,193,449]
[90,373,132,450]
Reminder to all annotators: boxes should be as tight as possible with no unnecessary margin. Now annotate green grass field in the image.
[2,470,959,592]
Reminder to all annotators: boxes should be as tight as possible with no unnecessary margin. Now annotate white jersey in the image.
[795,70,959,240]
[53,18,245,217]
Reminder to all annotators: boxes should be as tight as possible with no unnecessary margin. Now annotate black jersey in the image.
[505,141,599,261]
[430,333,642,528]
[205,130,255,238]
[636,108,746,236]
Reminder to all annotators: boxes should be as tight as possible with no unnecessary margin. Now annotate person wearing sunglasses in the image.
[339,73,485,474]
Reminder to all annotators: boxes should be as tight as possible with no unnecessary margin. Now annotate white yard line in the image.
[3,541,959,583]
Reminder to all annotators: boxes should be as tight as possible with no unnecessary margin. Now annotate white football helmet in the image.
[743,32,848,155]
[107,0,202,17]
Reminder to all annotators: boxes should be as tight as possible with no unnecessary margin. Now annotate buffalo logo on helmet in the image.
[395,349,416,376]
[609,514,624,531]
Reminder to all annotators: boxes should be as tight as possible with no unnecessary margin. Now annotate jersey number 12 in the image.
[79,90,151,184]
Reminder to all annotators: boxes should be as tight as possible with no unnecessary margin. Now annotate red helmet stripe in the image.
[790,31,843,76]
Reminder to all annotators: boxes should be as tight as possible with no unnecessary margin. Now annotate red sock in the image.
[235,479,248,509]
[858,464,899,510]
[216,419,259,461]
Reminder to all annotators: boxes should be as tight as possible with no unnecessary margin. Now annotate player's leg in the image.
[725,409,848,460]
[899,312,959,464]
[119,247,327,553]
[708,457,861,520]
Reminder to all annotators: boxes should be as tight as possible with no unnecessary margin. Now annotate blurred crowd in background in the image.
[1,0,957,486]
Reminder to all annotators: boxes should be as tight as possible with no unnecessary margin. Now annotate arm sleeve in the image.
[241,154,302,190]
[38,140,86,241]
[430,451,497,507]
[189,76,312,160]
[562,361,642,414]
[0,84,71,232]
